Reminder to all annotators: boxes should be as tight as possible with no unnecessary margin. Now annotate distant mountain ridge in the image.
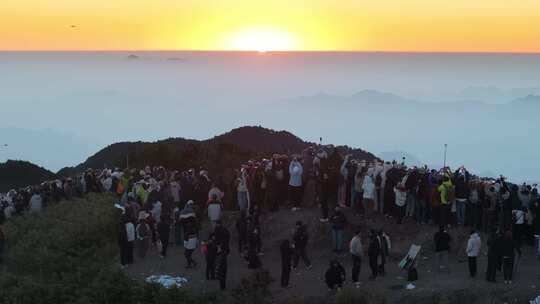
[293,89,540,108]
[57,126,378,177]
[510,94,540,105]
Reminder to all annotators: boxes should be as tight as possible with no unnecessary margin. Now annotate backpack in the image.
[136,223,149,240]
[116,182,125,195]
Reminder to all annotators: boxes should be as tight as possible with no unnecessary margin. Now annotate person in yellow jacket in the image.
[438,176,454,227]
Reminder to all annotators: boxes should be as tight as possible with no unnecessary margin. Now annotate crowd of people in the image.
[1,145,540,291]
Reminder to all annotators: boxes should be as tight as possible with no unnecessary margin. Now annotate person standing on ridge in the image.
[350,230,363,287]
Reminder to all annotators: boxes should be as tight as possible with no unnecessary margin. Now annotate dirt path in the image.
[125,207,540,304]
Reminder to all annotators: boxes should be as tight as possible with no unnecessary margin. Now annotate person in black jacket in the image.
[280,239,294,288]
[157,216,171,258]
[368,230,381,280]
[247,227,262,269]
[205,234,218,280]
[330,207,347,254]
[216,245,228,290]
[501,230,521,284]
[236,211,248,253]
[293,221,312,269]
[214,220,231,255]
[319,149,341,222]
[486,230,502,282]
[434,226,451,273]
[325,259,346,290]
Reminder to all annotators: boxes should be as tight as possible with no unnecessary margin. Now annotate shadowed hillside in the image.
[57,126,378,177]
[0,160,57,192]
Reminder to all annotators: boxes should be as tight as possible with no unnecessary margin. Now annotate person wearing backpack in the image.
[135,212,151,259]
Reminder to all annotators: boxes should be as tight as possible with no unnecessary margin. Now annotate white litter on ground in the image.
[530,295,540,304]
[406,283,416,290]
[145,275,188,288]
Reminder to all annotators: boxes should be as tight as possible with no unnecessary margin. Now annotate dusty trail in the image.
[126,207,540,303]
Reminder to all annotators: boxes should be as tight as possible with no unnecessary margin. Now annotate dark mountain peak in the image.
[56,126,379,177]
[0,160,57,192]
[211,126,307,154]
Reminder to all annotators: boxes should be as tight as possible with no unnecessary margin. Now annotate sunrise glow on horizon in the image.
[2,0,540,52]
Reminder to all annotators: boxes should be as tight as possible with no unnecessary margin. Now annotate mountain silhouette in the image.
[57,126,378,177]
[0,160,57,192]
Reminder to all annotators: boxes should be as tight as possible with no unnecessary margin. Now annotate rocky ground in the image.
[125,207,540,304]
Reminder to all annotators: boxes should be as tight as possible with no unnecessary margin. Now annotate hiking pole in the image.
[443,144,448,168]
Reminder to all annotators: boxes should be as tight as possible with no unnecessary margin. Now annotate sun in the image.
[224,28,298,52]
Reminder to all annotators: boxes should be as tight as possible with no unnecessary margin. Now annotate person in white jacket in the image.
[394,183,407,224]
[349,230,363,286]
[289,158,303,211]
[466,230,482,277]
[207,193,223,228]
[362,173,376,219]
[29,191,43,214]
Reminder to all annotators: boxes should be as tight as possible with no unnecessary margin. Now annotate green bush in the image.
[231,269,274,304]
[0,193,217,304]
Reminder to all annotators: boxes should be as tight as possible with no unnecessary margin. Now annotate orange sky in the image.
[2,0,540,52]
